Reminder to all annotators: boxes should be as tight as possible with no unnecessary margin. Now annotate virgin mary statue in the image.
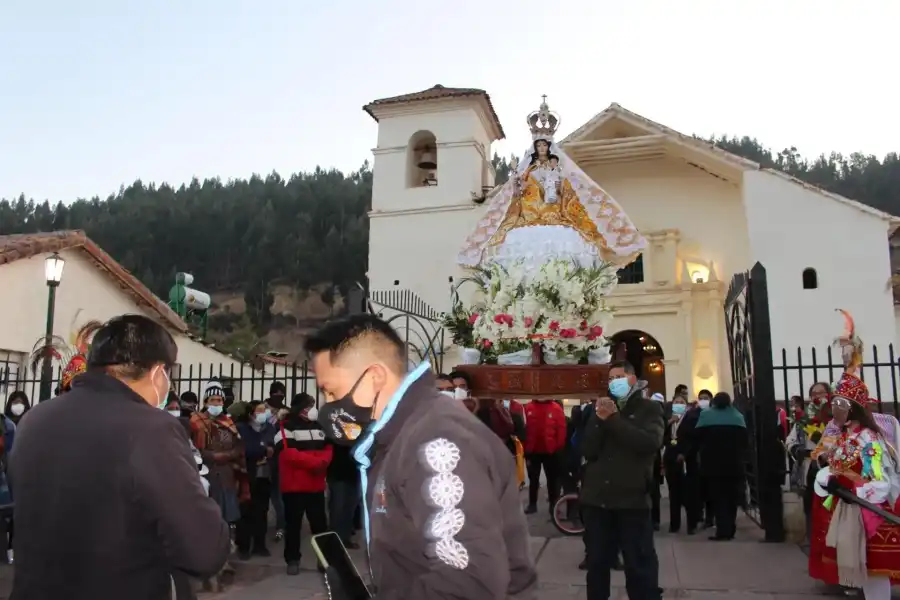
[458,97,646,274]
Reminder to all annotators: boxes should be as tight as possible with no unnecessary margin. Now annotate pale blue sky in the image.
[1,0,896,201]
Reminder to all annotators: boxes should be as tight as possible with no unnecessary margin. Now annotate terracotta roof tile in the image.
[0,230,188,332]
[363,84,505,139]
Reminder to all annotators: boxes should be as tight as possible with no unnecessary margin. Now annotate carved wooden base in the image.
[452,365,609,399]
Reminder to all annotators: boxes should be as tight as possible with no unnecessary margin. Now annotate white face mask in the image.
[168,410,181,418]
[9,404,24,416]
[306,406,318,421]
[440,390,455,398]
[153,366,171,409]
[698,399,710,409]
[453,388,468,401]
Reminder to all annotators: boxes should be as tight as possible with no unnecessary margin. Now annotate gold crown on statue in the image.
[527,95,561,142]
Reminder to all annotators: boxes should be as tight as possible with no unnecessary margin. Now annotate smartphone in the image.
[311,532,373,599]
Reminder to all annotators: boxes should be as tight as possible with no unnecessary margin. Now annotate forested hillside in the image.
[1,139,897,354]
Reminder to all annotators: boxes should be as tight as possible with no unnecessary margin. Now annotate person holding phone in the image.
[305,314,537,600]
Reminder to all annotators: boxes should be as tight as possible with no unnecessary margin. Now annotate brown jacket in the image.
[365,371,537,600]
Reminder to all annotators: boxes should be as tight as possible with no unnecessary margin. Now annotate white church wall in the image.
[742,170,897,400]
[583,159,752,281]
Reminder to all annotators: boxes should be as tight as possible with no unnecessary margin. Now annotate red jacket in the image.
[524,400,567,455]
[275,417,333,493]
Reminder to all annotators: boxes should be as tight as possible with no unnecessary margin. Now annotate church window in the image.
[617,255,644,285]
[802,268,818,289]
[407,131,438,188]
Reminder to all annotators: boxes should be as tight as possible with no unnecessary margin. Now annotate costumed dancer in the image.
[809,310,900,600]
[29,319,102,395]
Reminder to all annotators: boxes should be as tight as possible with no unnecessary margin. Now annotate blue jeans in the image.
[328,479,360,543]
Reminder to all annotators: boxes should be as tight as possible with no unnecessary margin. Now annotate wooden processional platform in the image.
[452,364,609,400]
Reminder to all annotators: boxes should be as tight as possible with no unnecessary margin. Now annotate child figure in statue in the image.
[544,155,560,204]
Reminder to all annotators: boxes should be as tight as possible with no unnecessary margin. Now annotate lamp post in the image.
[39,252,65,401]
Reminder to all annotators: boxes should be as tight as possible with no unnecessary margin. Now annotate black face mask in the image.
[316,370,380,446]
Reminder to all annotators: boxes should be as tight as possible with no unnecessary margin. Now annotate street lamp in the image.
[39,252,65,401]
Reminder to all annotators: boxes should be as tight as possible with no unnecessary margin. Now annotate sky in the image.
[1,0,896,202]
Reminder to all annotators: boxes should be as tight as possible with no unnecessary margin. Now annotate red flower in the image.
[812,397,822,407]
[524,317,534,328]
[493,315,504,324]
[482,339,493,349]
[590,326,603,337]
[560,328,578,339]
[587,334,597,341]
[468,313,479,325]
[811,417,820,425]
[580,320,588,330]
[549,321,560,332]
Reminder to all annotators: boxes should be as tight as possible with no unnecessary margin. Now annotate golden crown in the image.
[527,95,560,142]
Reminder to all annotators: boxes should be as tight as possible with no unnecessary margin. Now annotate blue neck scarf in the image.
[352,361,431,549]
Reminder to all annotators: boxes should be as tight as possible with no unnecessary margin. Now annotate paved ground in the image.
[210,497,842,600]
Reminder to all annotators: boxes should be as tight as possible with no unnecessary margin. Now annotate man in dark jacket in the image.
[9,314,230,600]
[581,360,664,600]
[307,314,537,600]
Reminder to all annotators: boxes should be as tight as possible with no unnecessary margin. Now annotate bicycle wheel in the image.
[551,492,584,536]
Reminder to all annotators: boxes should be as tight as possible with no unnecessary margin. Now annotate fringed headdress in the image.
[30,316,103,393]
[831,309,869,407]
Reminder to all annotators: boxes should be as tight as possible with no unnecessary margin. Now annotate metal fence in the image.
[0,359,324,409]
[774,343,900,416]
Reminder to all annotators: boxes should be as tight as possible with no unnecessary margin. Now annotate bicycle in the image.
[551,486,585,536]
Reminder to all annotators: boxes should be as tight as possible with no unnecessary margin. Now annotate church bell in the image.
[417,150,437,170]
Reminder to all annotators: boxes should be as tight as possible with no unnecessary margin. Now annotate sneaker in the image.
[286,562,300,576]
[524,504,537,515]
[274,529,284,542]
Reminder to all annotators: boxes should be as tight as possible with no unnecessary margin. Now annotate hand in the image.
[266,447,274,458]
[668,415,680,424]
[595,397,617,420]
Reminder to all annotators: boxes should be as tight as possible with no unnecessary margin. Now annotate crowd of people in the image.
[5,309,899,600]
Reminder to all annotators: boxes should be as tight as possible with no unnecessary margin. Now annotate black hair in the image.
[165,391,180,408]
[436,373,453,383]
[270,381,286,395]
[245,400,264,423]
[180,391,198,405]
[531,138,552,163]
[87,314,177,378]
[790,395,804,408]
[292,392,316,412]
[447,370,473,388]
[712,392,731,409]
[608,360,635,375]
[698,389,713,399]
[809,382,830,396]
[674,384,688,395]
[305,314,406,373]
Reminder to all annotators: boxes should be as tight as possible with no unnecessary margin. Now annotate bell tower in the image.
[364,85,505,312]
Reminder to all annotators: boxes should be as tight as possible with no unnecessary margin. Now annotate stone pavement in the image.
[212,500,844,600]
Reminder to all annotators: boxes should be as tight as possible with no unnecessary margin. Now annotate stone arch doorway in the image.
[609,330,666,398]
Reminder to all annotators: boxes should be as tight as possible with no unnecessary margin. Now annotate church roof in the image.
[363,85,506,139]
[564,103,900,230]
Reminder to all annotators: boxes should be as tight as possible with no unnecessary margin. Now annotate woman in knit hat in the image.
[189,380,247,526]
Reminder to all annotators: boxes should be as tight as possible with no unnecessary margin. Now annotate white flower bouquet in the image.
[454,259,617,364]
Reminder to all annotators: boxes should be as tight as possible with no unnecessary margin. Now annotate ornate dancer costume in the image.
[808,310,900,597]
[457,96,646,274]
[29,317,102,393]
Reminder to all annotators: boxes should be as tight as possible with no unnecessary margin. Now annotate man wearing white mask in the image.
[9,314,230,600]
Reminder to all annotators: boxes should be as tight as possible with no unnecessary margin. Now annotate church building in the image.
[363,85,900,398]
